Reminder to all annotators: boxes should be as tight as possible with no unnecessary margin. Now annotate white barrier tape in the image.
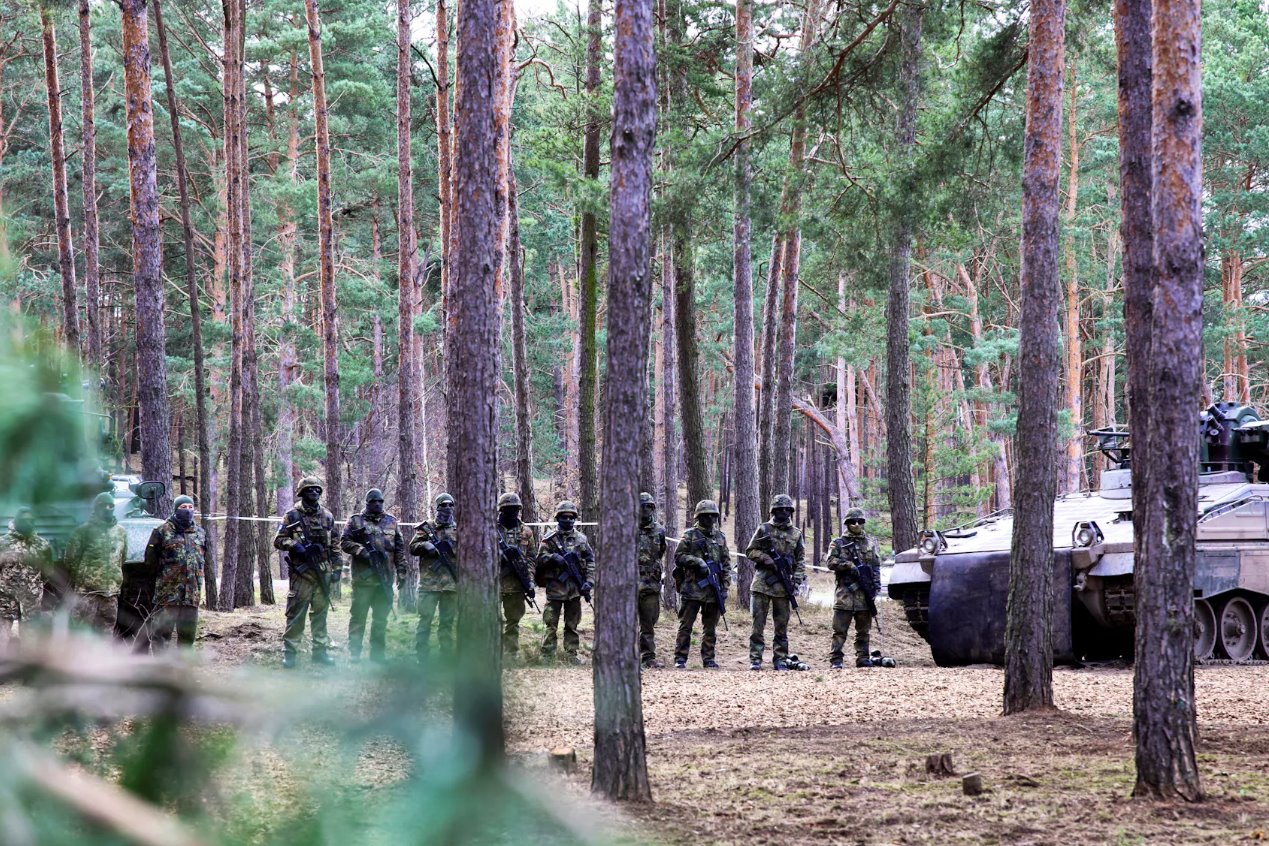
[202,515,598,530]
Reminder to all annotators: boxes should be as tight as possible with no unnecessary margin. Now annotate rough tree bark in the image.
[884,0,924,555]
[1129,0,1203,799]
[78,0,101,368]
[40,7,80,356]
[731,0,758,608]
[154,0,218,607]
[509,170,538,522]
[396,0,419,525]
[1003,0,1064,715]
[306,0,342,520]
[449,0,506,764]
[659,240,679,611]
[122,0,173,515]
[1062,66,1084,494]
[757,233,783,507]
[578,0,602,521]
[436,0,452,345]
[592,0,656,798]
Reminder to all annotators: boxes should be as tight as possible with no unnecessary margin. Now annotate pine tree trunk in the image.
[78,0,101,368]
[1129,0,1203,799]
[509,171,538,522]
[1062,65,1084,494]
[592,0,655,797]
[154,0,218,607]
[659,238,679,611]
[306,0,342,520]
[757,233,783,508]
[436,0,452,352]
[884,0,924,555]
[122,0,173,515]
[731,0,758,608]
[450,0,506,765]
[272,53,301,523]
[396,0,419,525]
[1003,0,1064,715]
[40,8,80,357]
[578,0,602,520]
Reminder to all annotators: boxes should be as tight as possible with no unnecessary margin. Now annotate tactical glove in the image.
[418,540,437,555]
[580,581,593,594]
[291,540,310,560]
[696,558,712,573]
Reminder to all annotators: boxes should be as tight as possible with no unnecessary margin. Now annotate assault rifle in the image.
[845,541,881,633]
[353,523,395,608]
[498,538,539,611]
[767,548,803,625]
[694,539,728,631]
[561,549,593,607]
[283,518,331,604]
[432,536,459,582]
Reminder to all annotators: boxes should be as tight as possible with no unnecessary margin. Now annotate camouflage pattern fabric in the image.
[64,519,127,596]
[535,529,595,602]
[745,522,807,599]
[673,525,731,604]
[273,502,340,574]
[674,599,722,663]
[637,520,667,596]
[410,521,457,593]
[341,511,406,586]
[638,591,661,666]
[146,519,206,607]
[275,502,336,658]
[826,532,881,612]
[497,521,536,596]
[0,526,50,621]
[831,609,873,663]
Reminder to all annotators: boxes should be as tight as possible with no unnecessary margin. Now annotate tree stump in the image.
[962,773,984,796]
[548,747,577,774]
[925,753,956,777]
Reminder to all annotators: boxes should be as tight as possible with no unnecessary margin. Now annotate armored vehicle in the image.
[888,403,1269,665]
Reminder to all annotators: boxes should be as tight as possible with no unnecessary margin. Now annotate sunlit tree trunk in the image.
[578,0,602,520]
[78,0,101,368]
[397,0,419,526]
[40,8,80,356]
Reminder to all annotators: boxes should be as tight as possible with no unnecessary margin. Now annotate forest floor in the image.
[184,577,1269,846]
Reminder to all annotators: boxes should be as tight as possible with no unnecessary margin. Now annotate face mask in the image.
[499,507,520,527]
[13,518,34,536]
[173,509,194,528]
[698,515,718,532]
[301,489,322,509]
[95,507,117,526]
[640,506,656,527]
[366,500,384,516]
[773,509,792,526]
[437,505,455,525]
[557,517,576,533]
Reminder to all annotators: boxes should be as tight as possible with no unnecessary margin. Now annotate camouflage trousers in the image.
[348,577,391,660]
[831,609,872,662]
[675,599,721,663]
[74,593,118,636]
[501,593,527,654]
[543,597,582,657]
[638,591,661,665]
[140,605,199,652]
[416,590,456,660]
[750,593,792,665]
[283,571,331,658]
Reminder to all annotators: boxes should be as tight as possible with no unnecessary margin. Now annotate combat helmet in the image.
[295,476,324,497]
[497,492,521,510]
[693,499,720,518]
[93,491,115,511]
[770,494,795,511]
[639,492,656,506]
[436,492,455,507]
[554,500,579,518]
[365,488,385,502]
[844,507,867,523]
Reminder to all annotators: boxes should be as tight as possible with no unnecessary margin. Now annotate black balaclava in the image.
[301,487,322,510]
[640,503,656,527]
[557,514,576,534]
[437,503,455,526]
[498,506,520,528]
[772,508,793,527]
[697,513,718,532]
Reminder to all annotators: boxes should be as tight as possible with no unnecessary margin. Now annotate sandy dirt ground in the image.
[182,581,1269,846]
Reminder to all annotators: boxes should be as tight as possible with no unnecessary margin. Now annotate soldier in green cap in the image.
[672,499,731,669]
[0,507,51,642]
[827,507,882,667]
[64,491,128,634]
[273,476,338,668]
[341,488,405,663]
[637,492,667,668]
[744,494,807,670]
[138,495,206,651]
[495,492,537,659]
[410,492,458,663]
[535,500,595,664]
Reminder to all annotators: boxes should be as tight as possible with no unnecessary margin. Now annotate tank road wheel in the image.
[1192,598,1216,661]
[1216,596,1257,662]
[1258,601,1269,660]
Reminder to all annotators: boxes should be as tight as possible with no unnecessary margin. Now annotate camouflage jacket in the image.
[673,525,731,605]
[341,511,405,586]
[145,519,206,608]
[535,529,595,602]
[410,520,457,593]
[745,522,807,599]
[64,519,127,596]
[826,532,881,613]
[0,527,50,620]
[496,520,537,596]
[273,503,340,575]
[637,520,667,596]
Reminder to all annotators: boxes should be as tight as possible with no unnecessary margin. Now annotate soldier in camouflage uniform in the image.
[495,492,537,659]
[535,501,595,665]
[273,476,338,669]
[637,493,667,669]
[0,508,50,641]
[827,507,882,667]
[64,491,128,634]
[341,489,405,663]
[744,494,807,670]
[672,500,731,669]
[410,492,458,663]
[138,495,206,652]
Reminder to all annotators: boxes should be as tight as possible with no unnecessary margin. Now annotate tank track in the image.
[1099,580,1268,666]
[903,589,930,642]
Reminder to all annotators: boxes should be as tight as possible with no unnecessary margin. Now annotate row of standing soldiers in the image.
[270,476,885,670]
